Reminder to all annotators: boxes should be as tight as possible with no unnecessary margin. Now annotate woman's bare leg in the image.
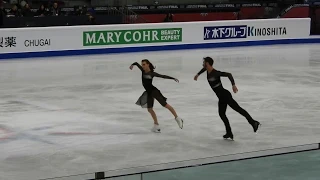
[165,104,178,119]
[148,108,159,125]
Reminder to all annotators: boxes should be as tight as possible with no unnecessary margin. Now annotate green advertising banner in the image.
[83,28,182,46]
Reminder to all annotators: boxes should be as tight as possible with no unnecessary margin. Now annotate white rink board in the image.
[0,18,311,54]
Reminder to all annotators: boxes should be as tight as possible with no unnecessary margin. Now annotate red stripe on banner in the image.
[281,7,309,18]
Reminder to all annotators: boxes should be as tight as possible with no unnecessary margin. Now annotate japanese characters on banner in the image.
[0,37,17,48]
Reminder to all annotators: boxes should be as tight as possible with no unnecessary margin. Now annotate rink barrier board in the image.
[44,143,320,180]
[0,18,313,60]
[98,144,320,179]
[1,38,320,60]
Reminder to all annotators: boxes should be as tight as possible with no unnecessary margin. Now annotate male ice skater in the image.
[194,57,261,140]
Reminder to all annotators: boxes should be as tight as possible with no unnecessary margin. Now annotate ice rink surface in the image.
[0,44,320,180]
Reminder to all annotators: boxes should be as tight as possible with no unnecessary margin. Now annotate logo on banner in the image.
[204,25,247,40]
[24,39,51,47]
[83,28,182,46]
[204,25,287,40]
[0,37,17,48]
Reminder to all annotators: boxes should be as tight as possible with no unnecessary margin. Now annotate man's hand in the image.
[232,85,238,93]
[194,75,199,81]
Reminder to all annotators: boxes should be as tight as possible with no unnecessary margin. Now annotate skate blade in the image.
[224,138,234,141]
[151,129,161,133]
[223,137,234,141]
[255,124,262,134]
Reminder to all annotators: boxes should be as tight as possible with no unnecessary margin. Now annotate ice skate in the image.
[223,133,234,140]
[175,117,183,129]
[151,124,161,133]
[252,121,261,133]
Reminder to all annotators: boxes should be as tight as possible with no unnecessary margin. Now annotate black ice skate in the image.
[252,121,261,133]
[223,133,234,140]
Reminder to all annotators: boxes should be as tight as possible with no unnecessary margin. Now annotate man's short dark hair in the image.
[203,57,214,66]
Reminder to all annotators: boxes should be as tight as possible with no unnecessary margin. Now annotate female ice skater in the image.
[130,59,183,133]
[194,57,261,140]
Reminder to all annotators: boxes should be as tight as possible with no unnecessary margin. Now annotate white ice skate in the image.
[175,117,183,129]
[151,124,161,133]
